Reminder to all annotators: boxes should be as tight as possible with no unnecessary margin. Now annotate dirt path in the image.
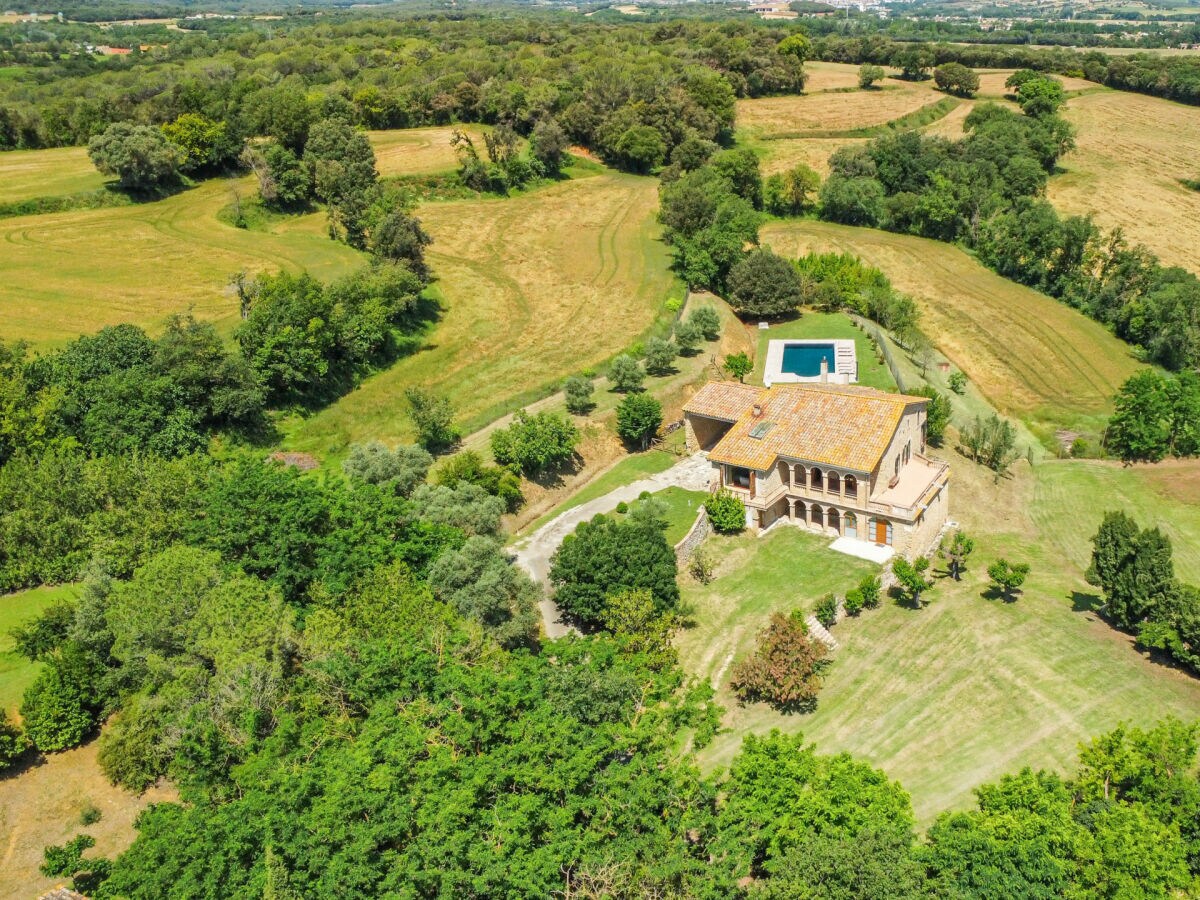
[511,452,713,638]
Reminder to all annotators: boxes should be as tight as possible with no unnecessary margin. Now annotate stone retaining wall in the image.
[674,507,710,564]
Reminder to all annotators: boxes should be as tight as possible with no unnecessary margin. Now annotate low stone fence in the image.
[674,506,710,564]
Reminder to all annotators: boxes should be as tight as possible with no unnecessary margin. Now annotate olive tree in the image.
[88,122,181,192]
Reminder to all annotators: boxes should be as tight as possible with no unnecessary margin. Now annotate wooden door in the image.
[874,519,888,545]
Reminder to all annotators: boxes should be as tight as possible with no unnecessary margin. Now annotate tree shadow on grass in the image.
[888,585,925,610]
[981,585,1022,603]
[528,451,585,492]
[1070,590,1103,614]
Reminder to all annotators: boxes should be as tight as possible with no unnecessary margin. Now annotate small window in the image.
[730,466,752,489]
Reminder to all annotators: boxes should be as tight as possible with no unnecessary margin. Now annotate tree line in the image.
[0,15,805,177]
[1089,511,1200,676]
[811,33,1200,106]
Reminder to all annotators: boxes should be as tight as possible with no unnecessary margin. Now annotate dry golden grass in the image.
[1049,89,1200,274]
[0,740,176,897]
[737,78,939,136]
[0,145,107,205]
[368,125,490,178]
[974,69,1096,98]
[759,136,868,177]
[762,219,1142,435]
[282,171,679,453]
[0,175,363,345]
[802,61,878,92]
[920,99,981,138]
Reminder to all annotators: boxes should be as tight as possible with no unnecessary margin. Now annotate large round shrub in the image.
[706,489,746,534]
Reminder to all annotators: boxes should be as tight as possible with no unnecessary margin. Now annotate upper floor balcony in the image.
[868,454,949,520]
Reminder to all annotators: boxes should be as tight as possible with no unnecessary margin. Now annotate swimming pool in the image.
[780,342,836,377]
[762,338,857,387]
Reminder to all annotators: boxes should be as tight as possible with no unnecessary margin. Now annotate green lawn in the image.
[518,450,678,537]
[613,487,708,545]
[750,311,898,391]
[676,527,878,738]
[680,457,1200,824]
[0,583,80,717]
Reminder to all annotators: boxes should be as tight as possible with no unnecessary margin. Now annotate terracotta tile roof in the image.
[697,383,928,473]
[682,381,766,422]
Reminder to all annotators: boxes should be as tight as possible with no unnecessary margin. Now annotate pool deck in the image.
[763,338,857,387]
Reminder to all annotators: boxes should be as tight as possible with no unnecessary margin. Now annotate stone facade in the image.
[683,383,950,560]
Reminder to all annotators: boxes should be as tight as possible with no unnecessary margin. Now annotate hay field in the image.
[974,69,1096,98]
[1049,89,1200,274]
[282,171,679,453]
[0,175,363,345]
[762,220,1142,436]
[368,124,489,178]
[736,78,939,137]
[0,145,107,205]
[760,136,868,176]
[802,60,882,92]
[684,455,1200,823]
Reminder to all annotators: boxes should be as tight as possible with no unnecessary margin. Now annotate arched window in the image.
[810,467,823,491]
[810,504,822,527]
[844,512,858,538]
[904,441,911,465]
[827,507,840,530]
[794,501,806,523]
[844,474,858,498]
[827,471,841,495]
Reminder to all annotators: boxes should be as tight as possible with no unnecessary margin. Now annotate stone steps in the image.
[805,615,839,650]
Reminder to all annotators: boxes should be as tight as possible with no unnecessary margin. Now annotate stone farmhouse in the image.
[683,381,949,559]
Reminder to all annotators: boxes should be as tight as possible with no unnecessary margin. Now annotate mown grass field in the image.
[750,311,898,391]
[0,174,364,345]
[281,171,681,454]
[761,219,1142,439]
[0,145,106,205]
[369,124,489,178]
[1049,88,1200,274]
[682,452,1200,823]
[737,74,940,138]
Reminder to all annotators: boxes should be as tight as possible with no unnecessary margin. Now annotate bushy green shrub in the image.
[564,376,595,415]
[815,594,838,628]
[688,306,721,341]
[843,588,864,617]
[490,411,580,476]
[0,711,27,770]
[858,573,882,609]
[706,490,746,534]
[616,394,663,449]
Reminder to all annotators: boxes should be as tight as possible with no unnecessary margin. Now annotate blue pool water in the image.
[780,342,836,377]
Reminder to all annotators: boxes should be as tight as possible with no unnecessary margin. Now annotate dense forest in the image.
[4,11,1200,158]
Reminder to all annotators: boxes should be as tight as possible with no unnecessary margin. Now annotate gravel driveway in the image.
[511,452,713,638]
